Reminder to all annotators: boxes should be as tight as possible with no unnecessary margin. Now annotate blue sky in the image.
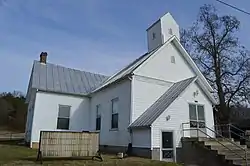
[0,0,249,94]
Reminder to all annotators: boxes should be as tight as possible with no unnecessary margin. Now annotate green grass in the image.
[0,141,180,166]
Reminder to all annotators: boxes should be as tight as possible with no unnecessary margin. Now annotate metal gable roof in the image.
[31,60,109,96]
[91,36,215,105]
[129,77,196,128]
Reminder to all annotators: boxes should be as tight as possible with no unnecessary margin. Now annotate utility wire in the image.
[216,0,250,16]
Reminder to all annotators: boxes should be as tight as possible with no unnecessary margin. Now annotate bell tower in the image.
[147,13,180,52]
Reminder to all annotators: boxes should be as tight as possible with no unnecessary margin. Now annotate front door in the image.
[161,132,174,162]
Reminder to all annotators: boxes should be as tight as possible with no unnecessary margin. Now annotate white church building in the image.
[25,13,216,161]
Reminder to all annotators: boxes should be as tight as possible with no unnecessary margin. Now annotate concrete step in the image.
[225,155,248,160]
[210,144,247,151]
[232,158,249,166]
[218,149,250,154]
[220,150,250,158]
[204,140,241,146]
[198,137,235,142]
[224,151,250,158]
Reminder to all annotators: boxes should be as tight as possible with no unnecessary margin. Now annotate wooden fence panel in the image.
[38,131,99,158]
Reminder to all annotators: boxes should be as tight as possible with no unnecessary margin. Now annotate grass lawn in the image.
[0,141,180,166]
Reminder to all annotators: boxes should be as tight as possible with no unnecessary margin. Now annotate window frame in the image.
[57,104,71,130]
[111,98,119,129]
[189,103,205,129]
[96,104,101,131]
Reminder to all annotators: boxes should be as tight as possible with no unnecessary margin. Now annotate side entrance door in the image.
[161,131,174,162]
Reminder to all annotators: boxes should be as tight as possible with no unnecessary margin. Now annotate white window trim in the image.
[57,104,71,130]
[189,103,205,128]
[96,104,101,131]
[110,98,119,130]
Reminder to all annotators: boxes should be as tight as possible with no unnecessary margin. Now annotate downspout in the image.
[128,74,133,146]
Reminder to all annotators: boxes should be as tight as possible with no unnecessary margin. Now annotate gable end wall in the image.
[152,81,214,149]
[134,41,195,82]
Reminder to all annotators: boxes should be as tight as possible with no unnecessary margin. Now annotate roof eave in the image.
[89,73,133,95]
[172,38,214,92]
[128,125,151,129]
[195,79,217,105]
[36,88,89,98]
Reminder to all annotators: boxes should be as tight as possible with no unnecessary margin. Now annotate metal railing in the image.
[182,122,248,165]
[214,123,248,141]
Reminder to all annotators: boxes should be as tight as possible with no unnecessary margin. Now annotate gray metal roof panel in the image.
[31,61,109,96]
[39,63,47,91]
[129,77,196,128]
[46,63,54,91]
[52,65,61,92]
[31,62,39,88]
[63,66,74,94]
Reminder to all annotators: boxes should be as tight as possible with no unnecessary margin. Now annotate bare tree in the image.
[181,4,250,123]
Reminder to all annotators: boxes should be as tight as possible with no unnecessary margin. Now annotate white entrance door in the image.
[161,132,174,162]
[189,104,206,137]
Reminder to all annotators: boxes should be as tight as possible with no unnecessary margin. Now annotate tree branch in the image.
[227,76,250,107]
[220,57,250,78]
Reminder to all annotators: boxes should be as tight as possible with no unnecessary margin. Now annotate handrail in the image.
[215,123,245,134]
[183,123,246,150]
[230,124,245,133]
[215,123,250,141]
[214,123,245,138]
[230,129,250,142]
[182,122,248,165]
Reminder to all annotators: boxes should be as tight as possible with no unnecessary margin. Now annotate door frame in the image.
[160,130,176,162]
[188,102,207,137]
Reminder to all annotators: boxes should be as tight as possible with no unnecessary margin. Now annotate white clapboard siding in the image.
[31,91,90,147]
[90,79,132,147]
[134,41,195,82]
[152,81,215,148]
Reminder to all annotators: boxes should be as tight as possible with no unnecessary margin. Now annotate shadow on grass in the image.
[20,156,103,163]
[0,139,26,146]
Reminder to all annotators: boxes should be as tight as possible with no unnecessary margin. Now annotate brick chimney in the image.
[40,52,47,64]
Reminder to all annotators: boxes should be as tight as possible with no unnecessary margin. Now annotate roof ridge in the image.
[30,61,108,96]
[34,60,109,78]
